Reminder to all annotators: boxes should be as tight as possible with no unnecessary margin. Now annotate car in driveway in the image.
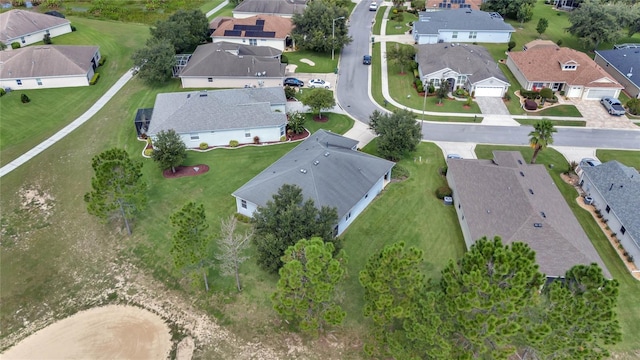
[447,154,463,159]
[580,158,602,167]
[369,2,378,11]
[363,55,371,65]
[600,96,626,116]
[308,79,331,88]
[283,78,304,87]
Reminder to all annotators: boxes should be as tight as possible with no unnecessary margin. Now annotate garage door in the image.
[584,88,618,100]
[474,86,504,97]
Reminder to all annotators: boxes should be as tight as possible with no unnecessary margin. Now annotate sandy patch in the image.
[285,64,298,74]
[2,305,171,360]
[300,58,315,66]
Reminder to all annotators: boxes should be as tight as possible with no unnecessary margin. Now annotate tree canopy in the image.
[170,202,212,291]
[271,238,347,337]
[151,129,187,173]
[386,43,417,74]
[252,184,339,273]
[528,119,557,164]
[131,39,175,84]
[300,88,336,119]
[84,148,147,235]
[369,109,422,161]
[292,1,351,53]
[536,18,549,36]
[482,0,536,21]
[150,9,209,54]
[567,0,627,50]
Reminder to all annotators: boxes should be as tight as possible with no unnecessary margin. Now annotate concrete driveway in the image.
[568,99,637,129]
[475,96,510,115]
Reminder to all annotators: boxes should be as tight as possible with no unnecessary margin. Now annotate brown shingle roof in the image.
[508,46,622,88]
[233,0,307,16]
[211,15,293,39]
[0,45,98,79]
[0,9,70,43]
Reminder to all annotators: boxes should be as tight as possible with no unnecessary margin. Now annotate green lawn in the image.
[285,50,338,73]
[0,17,150,167]
[200,0,225,14]
[385,12,417,35]
[373,6,386,35]
[516,119,586,127]
[474,145,640,354]
[535,104,582,117]
[596,150,640,169]
[303,113,354,134]
[207,1,235,18]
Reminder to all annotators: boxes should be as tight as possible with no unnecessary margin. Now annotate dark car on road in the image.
[283,78,304,87]
[363,55,372,65]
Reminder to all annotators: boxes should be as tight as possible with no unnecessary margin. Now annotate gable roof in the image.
[0,45,98,79]
[232,0,307,16]
[0,9,70,42]
[447,151,611,278]
[211,15,293,40]
[595,48,640,89]
[582,161,640,248]
[523,39,556,50]
[415,43,508,84]
[179,42,285,78]
[414,9,514,35]
[147,87,287,136]
[233,130,395,219]
[508,46,623,88]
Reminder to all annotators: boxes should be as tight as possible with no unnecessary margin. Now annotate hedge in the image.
[89,72,100,85]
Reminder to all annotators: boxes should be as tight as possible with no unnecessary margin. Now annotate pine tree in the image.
[170,202,212,291]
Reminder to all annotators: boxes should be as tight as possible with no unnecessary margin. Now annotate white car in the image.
[308,79,331,88]
[369,2,378,11]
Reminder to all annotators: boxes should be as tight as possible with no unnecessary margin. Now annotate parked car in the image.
[369,1,378,11]
[447,154,463,159]
[363,55,372,65]
[283,78,304,87]
[308,79,331,88]
[600,96,626,116]
[580,158,602,167]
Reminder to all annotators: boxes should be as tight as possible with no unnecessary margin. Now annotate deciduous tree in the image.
[567,0,626,50]
[369,109,421,161]
[271,238,347,336]
[436,78,450,104]
[528,119,557,164]
[150,9,209,54]
[536,17,548,36]
[386,43,417,74]
[292,1,351,53]
[286,111,306,135]
[151,129,187,173]
[215,215,252,292]
[131,39,175,84]
[170,202,212,291]
[300,88,335,119]
[84,148,147,235]
[482,0,536,21]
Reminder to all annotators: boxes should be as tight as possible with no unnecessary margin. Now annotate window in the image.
[452,31,458,39]
[241,200,247,209]
[16,79,22,85]
[36,78,42,86]
[606,205,611,213]
[280,125,285,136]
[468,31,477,39]
[190,134,199,141]
[244,130,251,138]
[249,39,257,46]
[563,65,577,70]
[45,30,50,35]
[430,78,440,87]
[207,77,213,82]
[21,37,25,44]
[345,212,351,221]
[532,82,544,89]
[621,226,626,235]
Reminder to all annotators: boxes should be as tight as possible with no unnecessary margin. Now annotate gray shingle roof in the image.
[415,43,508,84]
[147,87,287,135]
[0,45,98,79]
[595,48,640,89]
[233,130,395,219]
[415,9,514,34]
[447,151,611,278]
[233,0,307,16]
[0,9,70,42]
[582,161,640,249]
[179,42,285,78]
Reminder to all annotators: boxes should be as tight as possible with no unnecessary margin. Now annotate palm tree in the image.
[528,119,557,164]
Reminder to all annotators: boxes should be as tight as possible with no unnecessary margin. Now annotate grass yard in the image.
[285,50,338,73]
[385,12,417,35]
[373,6,386,35]
[55,0,208,24]
[596,150,640,169]
[200,0,225,15]
[0,17,150,167]
[474,145,640,355]
[516,119,586,127]
[303,113,354,134]
[206,1,235,18]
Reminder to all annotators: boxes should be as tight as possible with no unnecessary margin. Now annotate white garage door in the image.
[474,86,504,97]
[584,88,618,100]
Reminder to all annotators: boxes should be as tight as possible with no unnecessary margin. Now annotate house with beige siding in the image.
[0,9,72,48]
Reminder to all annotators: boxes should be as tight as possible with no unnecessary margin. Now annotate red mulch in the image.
[163,164,210,179]
[313,115,329,122]
[288,129,310,141]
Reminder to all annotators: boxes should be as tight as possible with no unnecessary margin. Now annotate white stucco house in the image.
[178,42,285,89]
[233,130,395,236]
[412,9,514,45]
[210,15,293,51]
[580,161,640,269]
[0,45,101,90]
[0,9,72,48]
[146,87,288,148]
[415,43,510,97]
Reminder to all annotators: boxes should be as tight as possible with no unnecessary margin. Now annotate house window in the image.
[606,205,611,213]
[532,82,544,90]
[207,78,213,82]
[36,78,42,86]
[345,212,351,221]
[16,79,22,85]
[241,200,247,209]
[563,65,577,70]
[452,31,458,39]
[244,130,251,138]
[249,39,257,46]
[190,133,199,141]
[468,31,477,39]
[21,37,25,44]
[621,226,626,235]
[280,125,285,136]
[45,30,50,35]
[430,78,440,87]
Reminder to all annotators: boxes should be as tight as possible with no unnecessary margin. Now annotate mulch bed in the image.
[288,129,310,141]
[163,164,210,179]
[312,115,329,122]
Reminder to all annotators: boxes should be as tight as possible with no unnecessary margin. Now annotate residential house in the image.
[232,0,307,19]
[447,151,611,278]
[0,45,101,90]
[0,9,72,48]
[210,15,293,51]
[412,9,514,45]
[146,87,288,147]
[522,39,556,51]
[580,161,640,269]
[179,42,285,88]
[507,45,623,99]
[415,43,510,97]
[233,130,395,236]
[594,46,640,99]
[424,0,483,11]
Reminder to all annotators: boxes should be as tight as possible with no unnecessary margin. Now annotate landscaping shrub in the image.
[556,39,562,46]
[253,136,260,144]
[413,69,420,79]
[391,12,404,22]
[234,213,251,223]
[20,93,30,103]
[440,165,448,176]
[144,148,153,156]
[410,61,418,71]
[465,97,473,106]
[503,93,511,101]
[229,140,239,147]
[43,33,52,45]
[89,72,100,85]
[280,54,288,64]
[11,42,20,49]
[627,255,634,263]
[391,164,410,180]
[199,142,208,150]
[284,86,296,100]
[626,98,640,115]
[428,84,435,94]
[71,25,77,32]
[435,185,452,199]
[0,88,5,97]
[507,40,516,52]
[520,89,540,99]
[539,87,554,100]
[98,56,106,66]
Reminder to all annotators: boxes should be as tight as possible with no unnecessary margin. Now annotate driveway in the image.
[475,96,510,115]
[568,99,637,129]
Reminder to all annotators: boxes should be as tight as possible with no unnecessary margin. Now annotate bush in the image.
[98,56,106,66]
[234,213,251,223]
[391,12,404,22]
[626,98,640,115]
[428,84,435,94]
[503,93,511,101]
[391,164,410,180]
[43,33,52,44]
[229,140,239,147]
[507,40,516,52]
[520,89,540,99]
[144,148,153,156]
[0,88,5,97]
[11,42,20,49]
[89,72,100,85]
[435,186,452,199]
[71,25,77,32]
[627,254,634,263]
[280,54,288,64]
[284,86,296,99]
[465,97,473,106]
[413,69,420,79]
[556,39,562,46]
[20,93,30,103]
[199,142,208,150]
[253,135,260,144]
[539,87,554,99]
